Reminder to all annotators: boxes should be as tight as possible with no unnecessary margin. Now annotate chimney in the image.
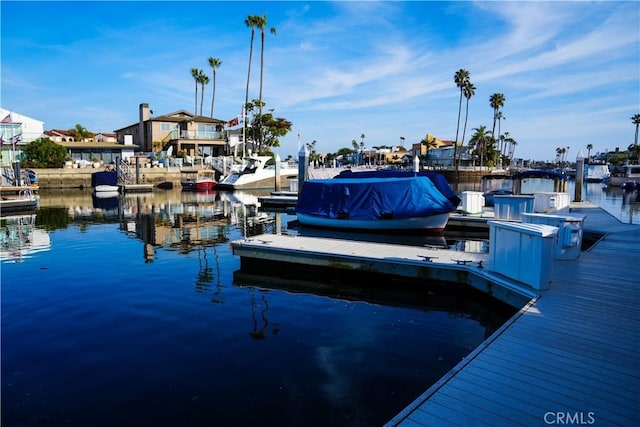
[139,103,149,151]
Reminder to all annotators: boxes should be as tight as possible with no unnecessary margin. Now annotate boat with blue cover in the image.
[91,170,119,194]
[295,171,459,233]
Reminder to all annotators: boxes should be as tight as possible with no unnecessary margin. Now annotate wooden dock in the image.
[231,201,640,425]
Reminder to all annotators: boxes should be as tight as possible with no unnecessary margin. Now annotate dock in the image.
[231,201,640,425]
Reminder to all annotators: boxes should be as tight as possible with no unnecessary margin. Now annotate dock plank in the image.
[388,204,640,426]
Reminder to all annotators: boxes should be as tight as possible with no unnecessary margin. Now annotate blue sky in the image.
[2,1,639,161]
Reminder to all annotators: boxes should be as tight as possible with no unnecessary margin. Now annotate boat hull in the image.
[217,172,298,190]
[0,195,38,215]
[296,212,451,232]
[94,184,119,193]
[181,180,216,191]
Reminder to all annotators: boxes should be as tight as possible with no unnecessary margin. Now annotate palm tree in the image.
[453,69,470,171]
[586,143,593,162]
[360,134,365,165]
[256,14,276,146]
[489,93,505,145]
[420,135,438,168]
[191,68,200,114]
[244,15,260,136]
[460,81,476,167]
[208,57,222,118]
[68,124,94,142]
[469,125,491,168]
[198,71,210,116]
[631,113,640,147]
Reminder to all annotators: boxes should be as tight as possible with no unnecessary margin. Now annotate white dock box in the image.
[489,221,558,290]
[493,195,535,221]
[460,191,485,214]
[521,213,585,260]
[533,192,570,213]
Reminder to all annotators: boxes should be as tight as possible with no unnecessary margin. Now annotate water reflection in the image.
[0,213,51,262]
[4,189,276,264]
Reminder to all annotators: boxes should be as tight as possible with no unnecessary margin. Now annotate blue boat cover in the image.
[91,170,118,187]
[296,176,458,220]
[334,169,461,206]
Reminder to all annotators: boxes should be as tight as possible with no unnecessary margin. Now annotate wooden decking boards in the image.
[387,202,640,426]
[230,201,640,426]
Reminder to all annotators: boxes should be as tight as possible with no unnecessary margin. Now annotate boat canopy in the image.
[296,176,458,221]
[91,170,118,187]
[334,169,461,206]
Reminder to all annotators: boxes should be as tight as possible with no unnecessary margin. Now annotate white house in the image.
[0,107,45,165]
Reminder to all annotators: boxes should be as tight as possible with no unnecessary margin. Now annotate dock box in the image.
[493,195,535,221]
[521,213,585,260]
[533,192,570,213]
[489,221,558,290]
[460,191,485,214]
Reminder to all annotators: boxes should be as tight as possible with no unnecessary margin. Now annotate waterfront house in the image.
[114,103,228,162]
[0,108,44,166]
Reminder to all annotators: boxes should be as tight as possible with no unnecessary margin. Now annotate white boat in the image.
[295,172,459,233]
[216,155,298,190]
[0,188,38,215]
[585,164,611,182]
[605,164,640,187]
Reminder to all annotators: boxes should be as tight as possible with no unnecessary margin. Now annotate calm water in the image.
[2,181,636,426]
[2,188,514,427]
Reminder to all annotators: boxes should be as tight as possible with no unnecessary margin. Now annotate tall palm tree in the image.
[453,69,470,171]
[586,143,593,162]
[244,15,260,142]
[631,113,640,147]
[242,15,259,150]
[489,93,505,144]
[191,68,200,114]
[208,57,222,118]
[256,15,276,147]
[198,71,210,116]
[469,125,491,168]
[460,81,476,167]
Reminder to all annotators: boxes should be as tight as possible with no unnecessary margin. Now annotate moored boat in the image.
[295,174,459,233]
[92,170,119,193]
[216,155,298,190]
[585,164,611,182]
[180,169,217,191]
[605,164,640,187]
[0,188,38,215]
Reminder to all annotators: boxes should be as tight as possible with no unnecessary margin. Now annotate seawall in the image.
[30,167,183,189]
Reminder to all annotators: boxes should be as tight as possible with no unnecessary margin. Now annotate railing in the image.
[118,159,135,185]
[175,130,226,140]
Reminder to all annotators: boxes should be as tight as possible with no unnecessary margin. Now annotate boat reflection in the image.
[1,214,51,262]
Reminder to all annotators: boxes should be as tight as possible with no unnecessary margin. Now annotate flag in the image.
[227,117,239,127]
[0,136,4,147]
[0,114,11,124]
[11,134,21,144]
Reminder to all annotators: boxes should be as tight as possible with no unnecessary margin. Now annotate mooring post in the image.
[275,154,282,192]
[413,155,420,172]
[135,156,141,184]
[298,145,309,194]
[574,153,585,202]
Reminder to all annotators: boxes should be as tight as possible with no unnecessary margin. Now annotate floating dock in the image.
[231,201,640,425]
